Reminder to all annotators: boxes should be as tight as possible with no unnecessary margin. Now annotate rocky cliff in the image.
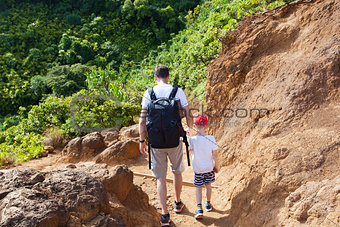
[206,0,339,226]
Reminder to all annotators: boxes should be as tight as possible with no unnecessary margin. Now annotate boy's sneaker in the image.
[174,201,184,213]
[205,201,212,211]
[160,213,170,226]
[195,205,203,219]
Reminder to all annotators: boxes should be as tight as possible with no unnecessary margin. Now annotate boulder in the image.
[0,168,110,226]
[0,165,159,227]
[101,131,119,146]
[62,132,106,162]
[120,124,139,139]
[95,140,140,164]
[75,164,134,203]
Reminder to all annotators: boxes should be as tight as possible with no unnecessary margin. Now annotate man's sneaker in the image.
[174,200,185,213]
[160,213,170,226]
[205,201,212,212]
[195,205,203,219]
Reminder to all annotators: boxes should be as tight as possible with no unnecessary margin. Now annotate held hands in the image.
[213,165,219,173]
[185,128,193,137]
[139,142,147,156]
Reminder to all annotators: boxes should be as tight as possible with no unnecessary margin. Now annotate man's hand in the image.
[139,142,147,156]
[185,127,193,137]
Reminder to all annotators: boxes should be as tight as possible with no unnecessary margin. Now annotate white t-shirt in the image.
[189,135,218,173]
[141,84,188,108]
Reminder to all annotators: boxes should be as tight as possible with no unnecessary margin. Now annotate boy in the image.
[188,114,219,219]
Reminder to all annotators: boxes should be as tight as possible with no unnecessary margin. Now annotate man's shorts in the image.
[151,143,185,179]
[194,171,215,187]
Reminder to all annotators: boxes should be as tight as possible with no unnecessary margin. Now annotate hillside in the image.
[207,0,340,225]
[0,0,339,226]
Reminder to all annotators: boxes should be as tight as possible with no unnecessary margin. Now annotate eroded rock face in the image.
[0,165,158,227]
[279,176,340,226]
[206,0,340,226]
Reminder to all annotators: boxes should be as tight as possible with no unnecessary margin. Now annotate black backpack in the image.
[146,85,190,169]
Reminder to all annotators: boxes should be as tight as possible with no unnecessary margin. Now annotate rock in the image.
[40,151,48,157]
[101,131,119,146]
[120,124,139,139]
[280,176,340,225]
[82,132,106,153]
[60,129,140,164]
[44,145,54,153]
[62,133,106,162]
[62,137,82,159]
[102,165,134,202]
[0,188,69,227]
[0,168,111,226]
[95,140,139,164]
[0,165,160,227]
[75,164,134,203]
[203,0,340,226]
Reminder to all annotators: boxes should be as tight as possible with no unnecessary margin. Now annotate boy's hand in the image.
[213,166,219,173]
[185,128,192,137]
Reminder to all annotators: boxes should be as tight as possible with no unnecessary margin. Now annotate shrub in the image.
[66,13,82,26]
[44,64,90,97]
[43,127,64,148]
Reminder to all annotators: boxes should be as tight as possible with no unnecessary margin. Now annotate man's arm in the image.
[183,105,193,136]
[139,107,148,155]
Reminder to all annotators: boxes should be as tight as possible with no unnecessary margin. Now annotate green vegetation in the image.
[0,0,292,166]
[0,0,200,115]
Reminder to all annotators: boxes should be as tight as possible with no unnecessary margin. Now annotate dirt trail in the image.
[11,150,230,226]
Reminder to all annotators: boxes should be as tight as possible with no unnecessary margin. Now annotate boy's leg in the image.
[195,186,204,219]
[206,183,212,202]
[157,177,168,214]
[196,186,203,205]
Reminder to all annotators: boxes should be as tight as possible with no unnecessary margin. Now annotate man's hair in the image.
[154,65,169,78]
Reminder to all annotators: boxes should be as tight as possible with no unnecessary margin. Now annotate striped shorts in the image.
[194,171,215,187]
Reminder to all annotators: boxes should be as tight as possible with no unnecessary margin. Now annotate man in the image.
[139,65,193,226]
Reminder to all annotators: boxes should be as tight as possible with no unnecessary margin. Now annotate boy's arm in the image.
[212,149,219,173]
[188,137,193,154]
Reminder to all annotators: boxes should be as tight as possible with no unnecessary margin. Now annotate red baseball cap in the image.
[194,114,208,126]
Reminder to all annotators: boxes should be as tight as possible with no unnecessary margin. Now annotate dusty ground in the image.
[11,149,230,227]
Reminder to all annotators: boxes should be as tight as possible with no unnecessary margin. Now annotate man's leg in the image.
[168,144,185,213]
[173,173,182,203]
[157,176,168,214]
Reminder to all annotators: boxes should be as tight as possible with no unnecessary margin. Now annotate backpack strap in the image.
[182,134,191,166]
[148,143,152,169]
[148,87,156,101]
[169,85,178,100]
